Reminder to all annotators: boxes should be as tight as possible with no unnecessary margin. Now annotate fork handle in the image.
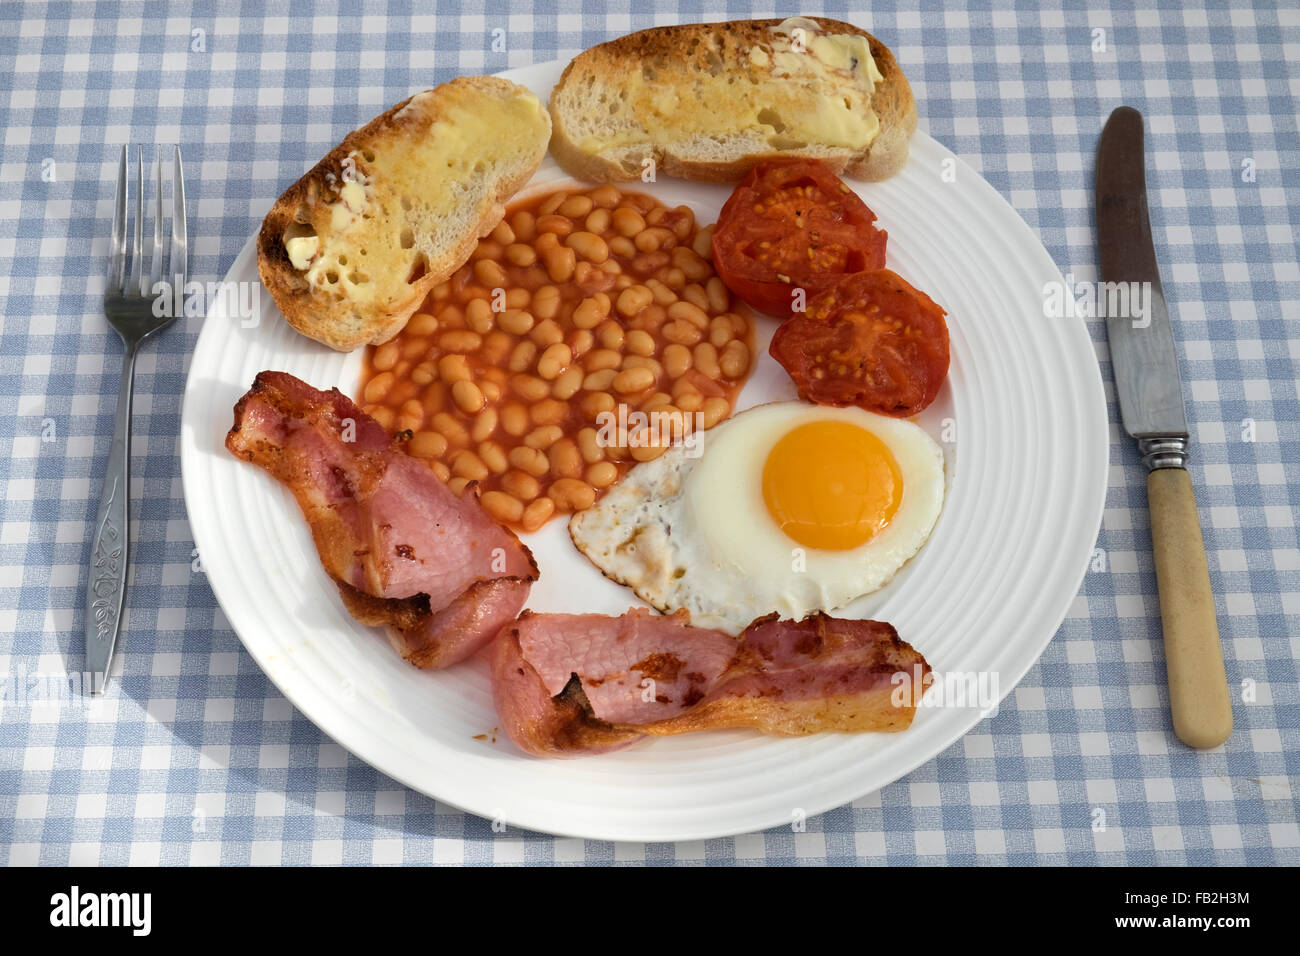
[85,344,137,693]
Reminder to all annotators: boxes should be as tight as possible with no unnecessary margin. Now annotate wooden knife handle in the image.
[1147,467,1233,748]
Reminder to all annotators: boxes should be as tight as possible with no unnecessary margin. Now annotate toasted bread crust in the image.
[257,76,549,352]
[548,18,916,184]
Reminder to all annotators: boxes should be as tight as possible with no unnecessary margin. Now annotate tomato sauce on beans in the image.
[357,184,755,532]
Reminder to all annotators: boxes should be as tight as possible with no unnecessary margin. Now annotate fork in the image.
[85,145,187,695]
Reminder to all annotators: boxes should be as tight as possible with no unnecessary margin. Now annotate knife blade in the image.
[1096,105,1188,450]
[1095,106,1232,749]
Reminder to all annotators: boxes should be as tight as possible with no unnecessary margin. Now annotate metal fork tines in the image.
[86,145,188,694]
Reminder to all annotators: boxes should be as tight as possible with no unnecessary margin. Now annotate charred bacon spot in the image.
[632,652,685,683]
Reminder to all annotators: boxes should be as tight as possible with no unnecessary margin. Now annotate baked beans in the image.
[358,185,755,531]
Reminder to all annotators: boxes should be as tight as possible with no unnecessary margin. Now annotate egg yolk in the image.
[762,421,903,551]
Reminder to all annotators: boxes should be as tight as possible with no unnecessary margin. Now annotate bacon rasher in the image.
[226,371,538,669]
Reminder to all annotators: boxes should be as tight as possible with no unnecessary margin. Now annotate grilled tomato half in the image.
[769,269,950,417]
[712,159,888,317]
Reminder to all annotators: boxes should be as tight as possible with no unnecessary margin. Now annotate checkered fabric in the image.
[0,0,1296,866]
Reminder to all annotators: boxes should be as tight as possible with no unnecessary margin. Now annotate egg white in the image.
[568,401,946,634]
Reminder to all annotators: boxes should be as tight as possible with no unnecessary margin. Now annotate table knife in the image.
[1095,106,1232,748]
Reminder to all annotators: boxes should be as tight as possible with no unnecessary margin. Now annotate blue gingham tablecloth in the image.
[1,0,1296,866]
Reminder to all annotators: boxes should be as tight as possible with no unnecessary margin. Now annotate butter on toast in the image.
[548,17,916,184]
[257,76,551,352]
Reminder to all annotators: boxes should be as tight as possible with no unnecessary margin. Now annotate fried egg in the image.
[568,402,946,633]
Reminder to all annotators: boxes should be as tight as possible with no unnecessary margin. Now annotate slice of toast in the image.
[548,17,916,184]
[257,76,551,352]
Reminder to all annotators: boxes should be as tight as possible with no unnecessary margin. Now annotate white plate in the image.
[181,61,1108,842]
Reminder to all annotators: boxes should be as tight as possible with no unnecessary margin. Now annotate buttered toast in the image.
[257,76,551,352]
[548,17,916,184]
